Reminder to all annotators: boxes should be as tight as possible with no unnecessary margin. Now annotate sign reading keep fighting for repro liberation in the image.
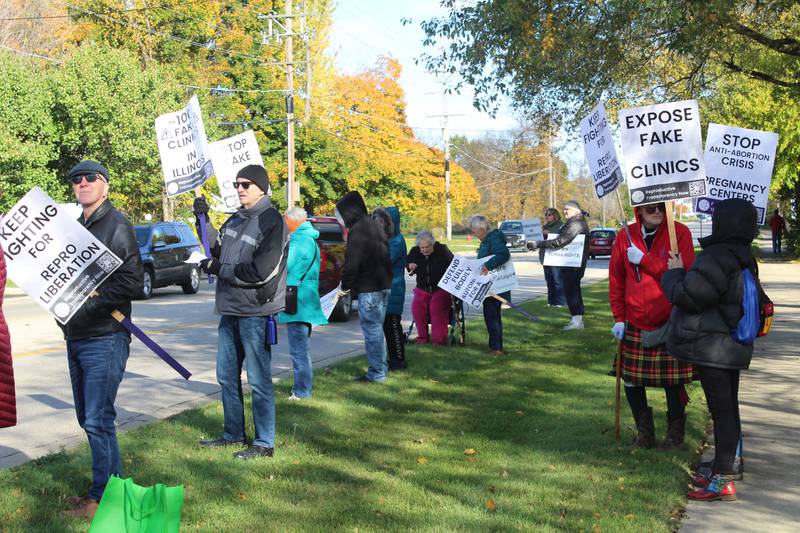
[0,188,122,324]
[209,129,266,212]
[580,103,623,199]
[619,99,706,206]
[155,95,214,196]
[695,124,778,225]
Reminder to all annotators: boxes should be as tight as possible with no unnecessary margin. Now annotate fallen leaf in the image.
[237,493,247,501]
[430,379,439,384]
[292,460,300,465]
[502,470,509,478]
[515,411,525,416]
[548,464,556,470]
[417,456,428,465]
[594,513,601,519]
[464,448,478,456]
[618,484,625,491]
[593,525,601,533]
[487,485,496,493]
[181,426,190,433]
[625,514,635,520]
[485,498,496,512]
[466,456,478,463]
[413,438,424,444]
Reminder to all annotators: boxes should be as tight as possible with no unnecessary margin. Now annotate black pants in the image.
[560,267,585,316]
[482,293,505,351]
[383,313,405,368]
[624,384,686,419]
[698,366,741,474]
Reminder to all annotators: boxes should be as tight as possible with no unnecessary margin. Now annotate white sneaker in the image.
[287,393,302,401]
[562,316,584,331]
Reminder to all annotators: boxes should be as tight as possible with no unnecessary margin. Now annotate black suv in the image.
[134,222,202,299]
[498,220,527,251]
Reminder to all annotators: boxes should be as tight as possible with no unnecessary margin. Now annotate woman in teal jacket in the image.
[278,208,328,399]
[373,207,408,370]
[470,214,511,355]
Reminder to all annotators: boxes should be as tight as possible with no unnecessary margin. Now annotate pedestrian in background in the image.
[373,207,408,370]
[540,207,566,307]
[407,230,454,346]
[469,215,511,356]
[278,207,327,400]
[769,208,787,255]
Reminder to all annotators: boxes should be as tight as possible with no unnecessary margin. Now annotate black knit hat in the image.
[236,164,270,194]
[68,160,109,181]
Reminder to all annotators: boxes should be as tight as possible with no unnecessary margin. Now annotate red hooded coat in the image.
[609,211,695,331]
[0,245,16,428]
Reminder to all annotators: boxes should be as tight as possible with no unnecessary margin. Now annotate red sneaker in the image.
[687,475,736,501]
[691,472,712,487]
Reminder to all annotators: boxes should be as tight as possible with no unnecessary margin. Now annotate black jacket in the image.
[661,198,759,370]
[538,213,590,269]
[60,200,143,340]
[407,242,454,293]
[336,192,392,296]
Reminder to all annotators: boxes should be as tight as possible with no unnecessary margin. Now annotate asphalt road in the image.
[1,250,612,468]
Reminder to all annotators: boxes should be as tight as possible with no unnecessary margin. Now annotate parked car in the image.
[134,222,202,299]
[588,228,617,258]
[307,216,352,322]
[498,220,527,251]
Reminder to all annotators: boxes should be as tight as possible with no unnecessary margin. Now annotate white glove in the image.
[336,288,350,298]
[611,322,625,341]
[626,246,644,265]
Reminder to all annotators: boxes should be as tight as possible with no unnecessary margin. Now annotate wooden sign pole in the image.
[664,200,678,253]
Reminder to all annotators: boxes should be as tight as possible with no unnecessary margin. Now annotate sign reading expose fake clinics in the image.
[438,255,494,309]
[580,103,623,199]
[156,95,214,196]
[543,234,585,267]
[209,129,267,212]
[619,99,706,206]
[696,124,778,225]
[0,188,122,324]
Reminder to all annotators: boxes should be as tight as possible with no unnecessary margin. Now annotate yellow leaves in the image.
[593,525,602,533]
[417,456,428,465]
[463,448,478,456]
[515,410,525,416]
[485,498,497,512]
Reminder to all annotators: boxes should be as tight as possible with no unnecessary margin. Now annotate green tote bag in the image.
[89,475,184,533]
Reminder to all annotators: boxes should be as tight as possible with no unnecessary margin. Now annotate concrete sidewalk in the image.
[680,254,799,532]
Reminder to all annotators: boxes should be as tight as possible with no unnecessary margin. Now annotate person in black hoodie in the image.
[335,191,392,382]
[407,230,454,345]
[661,198,763,502]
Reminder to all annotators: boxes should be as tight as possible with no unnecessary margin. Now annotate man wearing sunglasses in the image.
[193,164,288,460]
[61,160,143,518]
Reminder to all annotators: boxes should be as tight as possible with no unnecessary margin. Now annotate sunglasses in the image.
[70,174,103,185]
[642,204,665,214]
[233,181,254,190]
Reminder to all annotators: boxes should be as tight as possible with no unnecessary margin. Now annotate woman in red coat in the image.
[609,203,695,448]
[0,244,16,428]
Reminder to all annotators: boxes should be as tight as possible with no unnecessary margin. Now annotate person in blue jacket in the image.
[469,215,511,355]
[278,207,328,399]
[373,207,408,370]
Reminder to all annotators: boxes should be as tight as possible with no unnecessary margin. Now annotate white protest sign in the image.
[521,218,544,241]
[209,129,266,212]
[155,95,214,196]
[619,99,706,206]
[696,124,778,225]
[320,287,339,320]
[0,188,122,324]
[543,234,586,267]
[580,102,623,198]
[437,255,494,309]
[490,260,518,294]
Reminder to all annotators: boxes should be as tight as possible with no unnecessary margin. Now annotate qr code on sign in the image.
[688,181,705,196]
[96,252,119,273]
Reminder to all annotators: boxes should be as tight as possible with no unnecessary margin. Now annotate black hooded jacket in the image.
[406,242,454,293]
[336,191,392,296]
[661,199,760,370]
[537,212,590,269]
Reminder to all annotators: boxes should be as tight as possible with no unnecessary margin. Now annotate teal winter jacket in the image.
[278,221,328,326]
[477,228,511,299]
[385,207,407,316]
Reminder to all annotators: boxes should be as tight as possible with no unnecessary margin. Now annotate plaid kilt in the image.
[619,322,697,387]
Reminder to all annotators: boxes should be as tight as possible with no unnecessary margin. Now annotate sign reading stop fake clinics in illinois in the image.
[619,100,706,206]
[0,188,122,324]
[156,95,214,196]
[696,124,778,225]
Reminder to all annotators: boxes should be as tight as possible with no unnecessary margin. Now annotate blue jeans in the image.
[772,233,782,254]
[560,267,585,316]
[482,292,508,351]
[358,290,390,382]
[67,332,130,501]
[543,266,567,306]
[217,316,275,448]
[287,322,313,398]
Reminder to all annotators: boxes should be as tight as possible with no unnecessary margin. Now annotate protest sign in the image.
[580,103,623,198]
[521,218,544,241]
[320,287,339,320]
[209,129,266,212]
[437,255,494,309]
[490,260,518,294]
[696,124,778,224]
[0,188,122,324]
[543,234,585,267]
[619,99,706,206]
[155,95,214,196]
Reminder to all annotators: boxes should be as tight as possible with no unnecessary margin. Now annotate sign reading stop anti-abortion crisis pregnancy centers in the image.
[0,188,122,324]
[209,129,266,212]
[580,103,623,199]
[156,95,214,196]
[619,100,706,206]
[696,124,778,225]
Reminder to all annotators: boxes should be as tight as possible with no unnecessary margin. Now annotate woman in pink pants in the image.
[406,231,454,345]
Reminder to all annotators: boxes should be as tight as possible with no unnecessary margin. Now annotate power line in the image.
[474,168,550,189]
[453,145,551,178]
[305,123,440,162]
[0,43,62,63]
[336,4,419,54]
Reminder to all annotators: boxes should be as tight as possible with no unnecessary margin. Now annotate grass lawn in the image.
[0,282,706,532]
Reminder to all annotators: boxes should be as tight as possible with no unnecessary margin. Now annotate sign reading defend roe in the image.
[619,99,706,206]
[0,188,122,324]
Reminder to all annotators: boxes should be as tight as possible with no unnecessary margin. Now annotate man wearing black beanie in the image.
[193,164,288,460]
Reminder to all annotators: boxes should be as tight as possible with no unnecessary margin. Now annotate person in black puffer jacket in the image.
[661,198,763,503]
[407,230,454,345]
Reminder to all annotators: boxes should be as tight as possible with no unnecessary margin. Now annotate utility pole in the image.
[548,136,555,208]
[304,2,313,120]
[427,90,463,242]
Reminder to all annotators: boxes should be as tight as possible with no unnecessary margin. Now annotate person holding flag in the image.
[609,202,696,449]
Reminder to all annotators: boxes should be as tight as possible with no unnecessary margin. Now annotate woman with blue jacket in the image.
[373,207,408,370]
[278,207,328,399]
[470,214,511,355]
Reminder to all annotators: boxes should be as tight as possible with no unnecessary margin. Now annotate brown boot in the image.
[632,407,656,448]
[63,498,99,519]
[661,414,687,449]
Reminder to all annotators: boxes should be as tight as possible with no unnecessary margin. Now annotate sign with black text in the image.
[580,103,623,198]
[696,124,778,225]
[209,129,266,212]
[438,255,494,309]
[521,218,544,241]
[619,100,706,206]
[543,234,585,267]
[0,188,122,324]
